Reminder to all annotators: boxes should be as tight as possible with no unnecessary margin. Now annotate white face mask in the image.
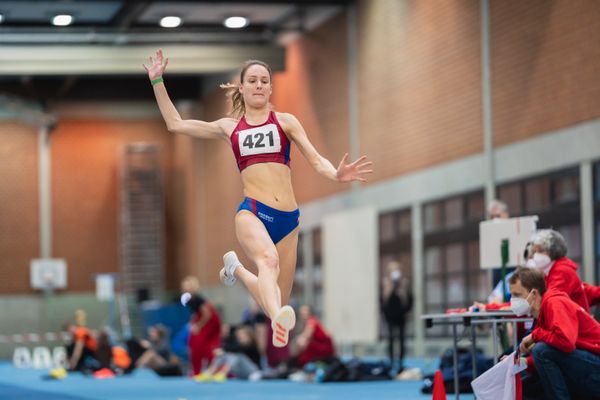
[530,253,552,270]
[510,295,532,316]
[390,270,402,281]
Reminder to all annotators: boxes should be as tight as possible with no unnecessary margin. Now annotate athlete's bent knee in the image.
[257,250,279,273]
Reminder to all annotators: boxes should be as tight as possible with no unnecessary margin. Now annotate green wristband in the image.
[151,76,164,86]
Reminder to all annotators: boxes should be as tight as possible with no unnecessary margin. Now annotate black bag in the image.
[421,347,493,394]
[322,358,391,382]
[154,363,183,377]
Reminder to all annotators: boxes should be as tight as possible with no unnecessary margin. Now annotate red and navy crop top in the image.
[230,111,291,172]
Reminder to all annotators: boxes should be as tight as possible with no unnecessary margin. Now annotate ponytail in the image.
[220,83,245,120]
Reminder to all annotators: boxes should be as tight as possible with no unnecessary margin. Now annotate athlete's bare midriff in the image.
[240,163,297,211]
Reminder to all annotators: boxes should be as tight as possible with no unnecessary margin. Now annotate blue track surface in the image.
[0,362,474,400]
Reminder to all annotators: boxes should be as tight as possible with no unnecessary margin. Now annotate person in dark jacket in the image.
[381,261,412,371]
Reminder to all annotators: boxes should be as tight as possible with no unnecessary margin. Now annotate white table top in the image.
[421,310,519,320]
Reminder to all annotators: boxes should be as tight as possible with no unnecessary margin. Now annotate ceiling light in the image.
[159,16,182,28]
[52,14,73,26]
[224,16,248,29]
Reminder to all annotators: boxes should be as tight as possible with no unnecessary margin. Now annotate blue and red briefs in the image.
[237,197,300,244]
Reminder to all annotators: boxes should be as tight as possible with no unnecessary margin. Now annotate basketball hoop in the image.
[30,259,67,293]
[42,270,56,295]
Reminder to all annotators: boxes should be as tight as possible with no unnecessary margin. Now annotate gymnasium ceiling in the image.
[0,0,350,101]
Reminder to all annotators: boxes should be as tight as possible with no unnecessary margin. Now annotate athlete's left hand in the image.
[336,153,373,182]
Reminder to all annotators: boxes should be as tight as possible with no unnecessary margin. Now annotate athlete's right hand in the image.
[143,49,168,80]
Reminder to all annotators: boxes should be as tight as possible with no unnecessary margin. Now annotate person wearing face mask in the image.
[508,267,600,400]
[380,261,412,372]
[527,229,590,313]
[469,241,534,313]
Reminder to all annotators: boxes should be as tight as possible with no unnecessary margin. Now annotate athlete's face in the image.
[239,64,272,108]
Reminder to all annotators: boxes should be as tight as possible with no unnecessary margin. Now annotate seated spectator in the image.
[527,229,589,312]
[95,329,131,373]
[126,324,182,376]
[241,298,268,366]
[134,325,172,370]
[66,309,98,372]
[471,241,534,312]
[509,267,600,400]
[293,305,335,367]
[195,325,261,382]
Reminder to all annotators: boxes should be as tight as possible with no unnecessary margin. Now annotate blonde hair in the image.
[220,60,273,119]
[181,276,200,293]
[75,309,87,327]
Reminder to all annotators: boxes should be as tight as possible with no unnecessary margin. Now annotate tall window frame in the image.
[497,167,582,265]
[422,191,485,337]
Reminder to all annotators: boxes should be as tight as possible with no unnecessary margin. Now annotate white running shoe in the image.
[219,251,241,287]
[271,305,296,348]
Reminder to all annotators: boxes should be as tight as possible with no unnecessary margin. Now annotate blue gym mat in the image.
[0,362,474,400]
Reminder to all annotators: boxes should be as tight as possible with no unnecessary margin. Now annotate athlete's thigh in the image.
[235,211,277,266]
[275,226,299,305]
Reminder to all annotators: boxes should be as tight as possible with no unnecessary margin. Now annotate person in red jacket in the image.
[181,276,223,375]
[583,282,600,307]
[294,305,335,367]
[527,229,589,312]
[186,294,222,376]
[508,267,600,400]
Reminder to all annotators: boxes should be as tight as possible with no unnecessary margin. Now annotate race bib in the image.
[238,124,281,156]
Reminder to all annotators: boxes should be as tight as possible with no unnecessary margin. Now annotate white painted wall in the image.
[323,207,378,343]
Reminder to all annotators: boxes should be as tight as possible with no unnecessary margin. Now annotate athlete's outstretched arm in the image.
[143,49,231,141]
[279,112,373,182]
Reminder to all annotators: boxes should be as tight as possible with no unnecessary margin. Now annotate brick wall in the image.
[50,119,175,292]
[271,12,351,203]
[358,0,483,182]
[0,122,39,294]
[3,1,600,294]
[491,0,600,146]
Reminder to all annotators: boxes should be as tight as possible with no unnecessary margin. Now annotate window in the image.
[497,183,522,216]
[497,167,582,265]
[424,202,443,233]
[467,194,484,222]
[291,233,305,303]
[379,213,396,243]
[379,209,413,338]
[423,191,485,337]
[524,177,551,212]
[312,228,323,314]
[292,228,324,315]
